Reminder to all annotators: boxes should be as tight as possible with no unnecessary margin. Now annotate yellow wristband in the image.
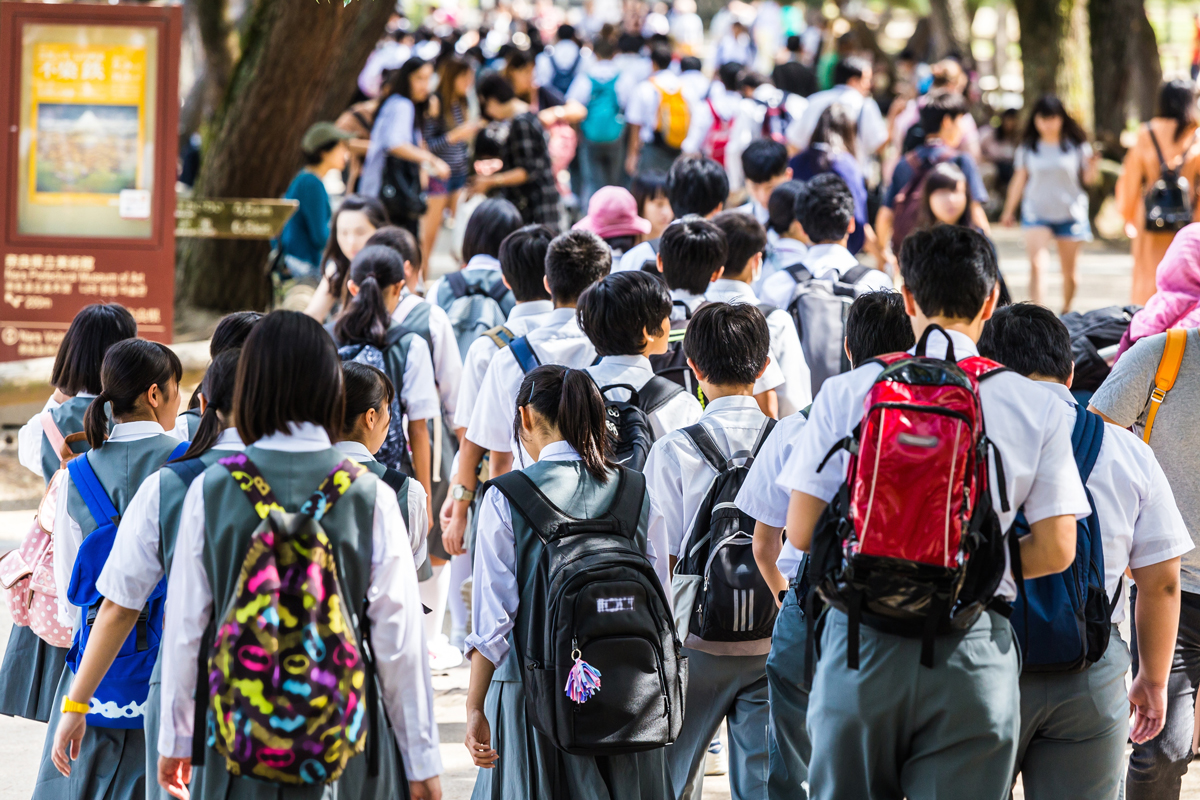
[61,697,89,715]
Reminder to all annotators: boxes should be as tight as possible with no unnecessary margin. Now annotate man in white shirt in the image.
[682,63,744,174]
[617,155,728,273]
[786,56,888,169]
[978,303,1189,800]
[734,139,793,229]
[534,25,590,93]
[568,27,628,206]
[678,55,710,106]
[779,225,1089,799]
[625,45,693,175]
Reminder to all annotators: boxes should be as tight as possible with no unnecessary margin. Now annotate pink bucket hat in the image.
[573,186,652,239]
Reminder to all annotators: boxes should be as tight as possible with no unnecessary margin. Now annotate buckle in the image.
[1151,388,1167,403]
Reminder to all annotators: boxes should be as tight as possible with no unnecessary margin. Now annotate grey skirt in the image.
[0,624,69,721]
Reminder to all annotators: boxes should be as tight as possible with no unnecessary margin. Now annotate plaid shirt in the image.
[497,112,560,230]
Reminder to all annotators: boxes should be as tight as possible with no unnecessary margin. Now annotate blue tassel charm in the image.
[565,654,602,704]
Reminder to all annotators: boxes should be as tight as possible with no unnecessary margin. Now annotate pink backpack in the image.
[0,414,85,647]
[703,98,733,166]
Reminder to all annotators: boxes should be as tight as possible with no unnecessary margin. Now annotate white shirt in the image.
[390,333,440,423]
[679,70,710,106]
[682,88,741,156]
[566,59,627,108]
[584,354,703,439]
[1042,382,1193,622]
[466,307,597,453]
[392,292,463,421]
[760,237,809,294]
[706,279,812,417]
[735,410,809,581]
[335,439,430,564]
[157,423,441,781]
[535,41,591,90]
[18,393,64,478]
[786,86,888,168]
[464,440,671,667]
[777,328,1092,601]
[759,243,893,310]
[616,240,659,273]
[613,52,652,108]
[735,200,770,227]
[626,71,688,143]
[454,300,554,430]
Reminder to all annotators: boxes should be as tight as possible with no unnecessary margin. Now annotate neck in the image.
[724,270,754,285]
[552,299,577,310]
[816,238,848,247]
[700,382,755,400]
[115,412,160,426]
[911,315,984,345]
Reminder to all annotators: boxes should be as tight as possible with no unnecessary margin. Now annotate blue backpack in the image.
[550,51,581,95]
[65,453,165,728]
[1010,404,1115,672]
[436,270,516,358]
[581,75,625,143]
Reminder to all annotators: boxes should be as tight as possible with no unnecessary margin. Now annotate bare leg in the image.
[1024,226,1054,307]
[421,193,451,269]
[1057,238,1083,313]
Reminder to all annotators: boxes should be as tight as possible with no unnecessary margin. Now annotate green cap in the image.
[302,121,352,155]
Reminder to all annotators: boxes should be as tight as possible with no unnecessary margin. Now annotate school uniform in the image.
[1013,383,1192,800]
[334,439,430,565]
[33,422,180,800]
[758,237,808,296]
[733,410,811,800]
[466,441,673,799]
[615,240,658,273]
[626,70,693,173]
[454,300,554,431]
[706,279,813,417]
[644,396,774,800]
[157,422,441,800]
[668,288,787,398]
[179,408,203,439]
[425,253,503,334]
[585,354,703,438]
[758,243,893,311]
[777,328,1090,800]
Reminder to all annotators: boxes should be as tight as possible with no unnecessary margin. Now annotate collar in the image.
[254,421,333,451]
[708,279,758,302]
[544,306,578,325]
[76,392,98,400]
[700,394,761,417]
[465,254,501,272]
[805,243,858,270]
[508,299,553,321]
[335,440,377,462]
[108,420,172,442]
[539,440,582,461]
[213,428,245,450]
[774,238,808,257]
[599,354,652,370]
[671,288,705,308]
[907,328,979,361]
[1043,381,1081,406]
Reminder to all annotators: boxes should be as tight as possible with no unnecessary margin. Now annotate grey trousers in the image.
[765,585,810,800]
[669,648,770,800]
[807,608,1020,800]
[1015,625,1131,800]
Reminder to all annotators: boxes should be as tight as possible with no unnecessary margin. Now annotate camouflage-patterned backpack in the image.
[196,453,372,785]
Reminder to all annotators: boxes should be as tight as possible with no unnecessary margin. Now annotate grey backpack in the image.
[784,263,874,396]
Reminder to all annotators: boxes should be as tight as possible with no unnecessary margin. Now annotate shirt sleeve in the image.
[96,472,164,611]
[54,476,83,629]
[1019,397,1091,524]
[754,353,786,395]
[1128,438,1195,569]
[566,72,592,106]
[1014,145,1028,172]
[648,392,704,440]
[400,335,441,422]
[735,420,802,527]
[644,494,673,611]
[18,401,55,478]
[386,97,416,149]
[768,309,813,414]
[858,98,889,155]
[465,351,519,453]
[777,368,875,500]
[957,154,989,204]
[644,437,688,558]
[454,337,495,430]
[463,487,518,666]
[682,101,714,155]
[428,306,463,421]
[1090,334,1161,428]
[885,160,913,208]
[295,174,332,256]
[403,478,430,560]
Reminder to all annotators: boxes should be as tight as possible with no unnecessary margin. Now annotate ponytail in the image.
[174,348,240,462]
[84,339,183,450]
[512,365,613,481]
[333,244,406,348]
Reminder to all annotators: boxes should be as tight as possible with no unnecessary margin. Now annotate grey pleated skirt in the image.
[0,624,69,721]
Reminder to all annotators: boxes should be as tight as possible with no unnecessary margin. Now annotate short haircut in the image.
[918,90,968,137]
[650,44,673,71]
[684,303,771,386]
[463,197,525,263]
[712,211,767,278]
[794,173,855,243]
[741,139,789,184]
[236,310,345,444]
[845,292,914,366]
[899,226,998,321]
[659,216,727,294]
[477,71,516,105]
[498,224,554,302]
[787,35,801,52]
[978,303,1074,382]
[767,180,805,235]
[544,230,611,302]
[833,56,871,86]
[577,271,672,357]
[666,155,729,218]
[52,303,137,396]
[680,55,702,73]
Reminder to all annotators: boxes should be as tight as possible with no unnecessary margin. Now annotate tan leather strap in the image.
[1144,328,1187,444]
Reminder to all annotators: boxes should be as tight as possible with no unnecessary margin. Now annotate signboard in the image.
[175,198,299,239]
[0,4,181,360]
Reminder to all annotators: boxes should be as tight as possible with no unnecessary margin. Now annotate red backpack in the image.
[703,98,733,166]
[889,149,956,252]
[805,326,1013,669]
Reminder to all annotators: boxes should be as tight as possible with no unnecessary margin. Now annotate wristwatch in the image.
[451,484,476,503]
[62,696,89,714]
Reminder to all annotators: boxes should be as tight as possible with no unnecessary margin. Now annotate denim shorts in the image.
[428,172,467,196]
[1022,217,1093,241]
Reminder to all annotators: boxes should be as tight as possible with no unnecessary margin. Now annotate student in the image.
[464,364,673,798]
[787,56,888,169]
[155,311,442,800]
[179,311,263,437]
[572,186,653,260]
[763,180,809,280]
[735,291,913,800]
[568,24,627,206]
[4,304,137,724]
[789,104,869,255]
[759,173,892,311]
[709,211,812,417]
[644,303,775,800]
[977,303,1189,800]
[625,44,692,175]
[773,35,818,98]
[617,155,729,272]
[682,61,743,172]
[48,348,244,800]
[736,139,793,228]
[631,169,674,243]
[778,225,1089,800]
[304,195,389,323]
[35,338,183,800]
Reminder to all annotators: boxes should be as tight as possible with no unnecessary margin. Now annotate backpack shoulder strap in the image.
[218,453,284,520]
[68,453,120,528]
[41,412,66,458]
[637,375,685,414]
[485,471,576,543]
[1072,405,1106,483]
[1144,328,1187,444]
[840,264,872,285]
[602,468,647,540]
[757,302,778,318]
[486,278,510,304]
[165,457,207,488]
[381,467,410,529]
[300,459,370,522]
[168,440,191,462]
[1149,126,1170,170]
[648,237,662,255]
[482,324,516,349]
[785,263,813,284]
[751,418,777,458]
[445,270,469,300]
[681,423,730,473]
[509,335,542,375]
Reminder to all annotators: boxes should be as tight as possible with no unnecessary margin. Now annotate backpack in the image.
[1060,305,1140,393]
[597,377,685,471]
[756,95,792,144]
[339,327,413,476]
[436,269,516,358]
[550,51,581,95]
[484,468,685,756]
[1142,327,1187,444]
[806,326,1012,669]
[672,419,777,643]
[0,414,86,648]
[1145,126,1197,232]
[703,98,733,166]
[66,452,166,728]
[651,78,690,151]
[481,324,516,350]
[508,335,541,375]
[1010,405,1115,672]
[581,75,625,144]
[889,149,956,251]
[784,263,876,395]
[649,300,708,399]
[192,454,374,784]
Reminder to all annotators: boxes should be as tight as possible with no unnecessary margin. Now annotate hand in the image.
[439,494,454,533]
[158,756,192,800]
[50,711,88,776]
[625,152,639,177]
[538,108,560,129]
[1000,211,1017,227]
[466,707,498,768]
[1125,221,1140,239]
[1129,674,1169,744]
[409,776,443,800]
[443,506,468,556]
[429,158,451,181]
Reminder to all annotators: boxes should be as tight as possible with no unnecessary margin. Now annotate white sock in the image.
[419,565,446,642]
[449,554,471,632]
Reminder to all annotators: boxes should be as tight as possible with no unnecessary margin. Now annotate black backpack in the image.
[338,327,413,475]
[673,419,778,642]
[1146,126,1198,232]
[597,377,685,472]
[485,468,686,756]
[650,300,707,397]
[1060,305,1141,393]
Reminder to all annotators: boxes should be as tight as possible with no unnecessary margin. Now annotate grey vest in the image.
[41,395,94,484]
[157,448,231,578]
[360,458,411,530]
[65,434,180,537]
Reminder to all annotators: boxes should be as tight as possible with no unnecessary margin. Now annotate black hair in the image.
[631,170,669,217]
[498,224,554,302]
[1158,79,1200,142]
[767,180,805,235]
[544,230,611,302]
[666,155,729,218]
[917,162,971,229]
[899,226,999,321]
[741,139,789,184]
[513,364,614,481]
[322,196,390,304]
[84,339,183,450]
[341,361,396,439]
[794,173,854,243]
[187,311,262,410]
[505,48,534,72]
[303,139,342,166]
[366,225,423,271]
[617,33,643,54]
[809,103,858,169]
[175,348,240,462]
[463,197,524,263]
[52,304,137,396]
[650,44,672,71]
[556,24,578,43]
[593,24,619,60]
[477,71,517,107]
[833,56,870,86]
[382,57,431,126]
[684,303,770,386]
[577,271,672,357]
[919,90,968,138]
[1022,95,1089,152]
[659,215,727,294]
[712,211,767,278]
[978,303,1074,382]
[845,292,914,366]
[334,245,406,348]
[680,56,702,73]
[787,35,801,52]
[718,61,744,92]
[235,311,344,444]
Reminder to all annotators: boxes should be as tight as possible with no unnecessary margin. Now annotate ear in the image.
[686,357,706,383]
[146,383,162,410]
[846,217,856,234]
[710,266,725,283]
[656,253,664,273]
[756,355,771,380]
[543,275,553,296]
[347,280,360,298]
[843,337,853,368]
[794,220,812,245]
[978,283,1001,323]
[1066,363,1075,390]
[198,394,209,415]
[901,284,919,317]
[518,404,536,435]
[783,167,793,181]
[501,274,512,290]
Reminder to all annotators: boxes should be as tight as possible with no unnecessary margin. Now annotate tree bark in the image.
[1012,0,1092,132]
[928,0,974,69]
[178,0,393,312]
[1090,0,1160,158]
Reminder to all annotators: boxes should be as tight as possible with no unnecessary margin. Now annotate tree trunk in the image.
[1091,0,1160,158]
[1013,0,1092,132]
[178,0,392,312]
[928,0,974,68]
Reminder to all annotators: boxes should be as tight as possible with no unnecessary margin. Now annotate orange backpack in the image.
[652,78,691,150]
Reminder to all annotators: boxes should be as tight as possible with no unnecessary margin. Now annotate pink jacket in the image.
[1119,222,1200,357]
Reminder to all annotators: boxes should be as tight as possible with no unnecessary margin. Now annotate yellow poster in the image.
[28,43,146,206]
